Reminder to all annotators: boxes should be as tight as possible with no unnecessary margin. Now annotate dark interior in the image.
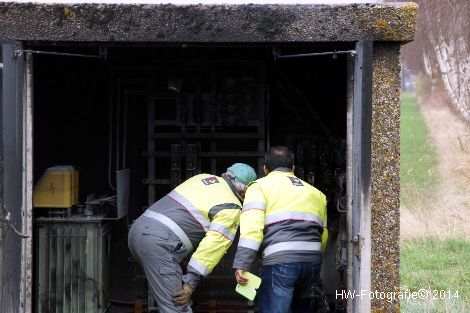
[32,45,349,313]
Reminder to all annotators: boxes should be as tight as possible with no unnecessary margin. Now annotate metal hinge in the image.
[352,234,364,258]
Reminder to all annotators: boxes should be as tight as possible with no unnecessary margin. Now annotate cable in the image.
[122,90,128,169]
[0,205,30,238]
[15,49,102,59]
[116,81,120,172]
[276,49,357,60]
[108,74,116,190]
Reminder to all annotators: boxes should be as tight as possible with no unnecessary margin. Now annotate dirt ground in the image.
[401,92,470,239]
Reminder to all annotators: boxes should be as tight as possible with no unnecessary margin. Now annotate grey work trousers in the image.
[128,215,192,313]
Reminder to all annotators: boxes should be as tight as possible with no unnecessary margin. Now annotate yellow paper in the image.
[235,272,262,300]
[236,283,257,300]
[242,271,261,289]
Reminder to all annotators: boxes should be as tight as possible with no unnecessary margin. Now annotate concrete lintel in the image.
[0,2,418,43]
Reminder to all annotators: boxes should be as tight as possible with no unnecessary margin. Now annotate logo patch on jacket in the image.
[288,176,304,186]
[202,176,219,185]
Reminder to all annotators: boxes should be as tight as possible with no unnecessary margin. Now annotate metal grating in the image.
[35,216,111,313]
[138,63,267,204]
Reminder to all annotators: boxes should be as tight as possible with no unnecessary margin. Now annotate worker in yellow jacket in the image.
[233,146,327,313]
[128,163,257,313]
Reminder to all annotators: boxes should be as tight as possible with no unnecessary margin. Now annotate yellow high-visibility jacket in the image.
[233,169,327,270]
[167,174,242,286]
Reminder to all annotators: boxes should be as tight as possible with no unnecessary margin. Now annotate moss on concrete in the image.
[371,43,402,312]
[0,2,418,43]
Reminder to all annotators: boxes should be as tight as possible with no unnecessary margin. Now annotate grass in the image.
[400,238,470,312]
[400,92,470,312]
[400,92,439,206]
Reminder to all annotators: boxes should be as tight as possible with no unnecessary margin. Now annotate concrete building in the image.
[0,1,418,312]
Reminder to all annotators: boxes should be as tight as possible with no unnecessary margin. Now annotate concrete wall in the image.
[371,42,401,312]
[0,2,417,43]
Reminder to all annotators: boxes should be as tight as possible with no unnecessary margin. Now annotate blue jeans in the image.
[258,262,321,313]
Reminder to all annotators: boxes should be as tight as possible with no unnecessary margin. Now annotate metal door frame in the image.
[22,51,34,313]
[0,42,33,313]
[346,40,373,313]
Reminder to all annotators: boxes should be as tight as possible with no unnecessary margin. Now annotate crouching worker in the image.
[128,163,257,313]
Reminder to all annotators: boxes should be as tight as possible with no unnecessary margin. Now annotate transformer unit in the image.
[35,216,111,313]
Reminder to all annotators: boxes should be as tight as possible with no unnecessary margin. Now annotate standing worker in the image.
[128,163,257,313]
[233,146,328,313]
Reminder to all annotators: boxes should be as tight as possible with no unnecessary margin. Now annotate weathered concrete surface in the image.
[371,42,401,312]
[0,2,418,43]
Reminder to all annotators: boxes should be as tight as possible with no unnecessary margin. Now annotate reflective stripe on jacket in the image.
[156,174,242,286]
[233,169,327,270]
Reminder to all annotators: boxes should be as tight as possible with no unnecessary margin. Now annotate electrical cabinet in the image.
[35,216,111,313]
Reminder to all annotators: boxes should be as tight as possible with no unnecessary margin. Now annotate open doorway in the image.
[32,44,350,313]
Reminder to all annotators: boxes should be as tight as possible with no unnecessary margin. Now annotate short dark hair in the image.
[264,146,295,171]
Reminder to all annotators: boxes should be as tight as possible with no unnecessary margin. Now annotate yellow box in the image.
[34,166,79,208]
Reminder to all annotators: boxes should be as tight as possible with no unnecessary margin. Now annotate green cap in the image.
[227,163,257,185]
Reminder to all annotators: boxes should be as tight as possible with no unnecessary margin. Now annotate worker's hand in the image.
[235,269,249,285]
[172,283,194,308]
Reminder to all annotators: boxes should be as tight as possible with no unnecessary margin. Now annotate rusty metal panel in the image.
[0,43,25,313]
